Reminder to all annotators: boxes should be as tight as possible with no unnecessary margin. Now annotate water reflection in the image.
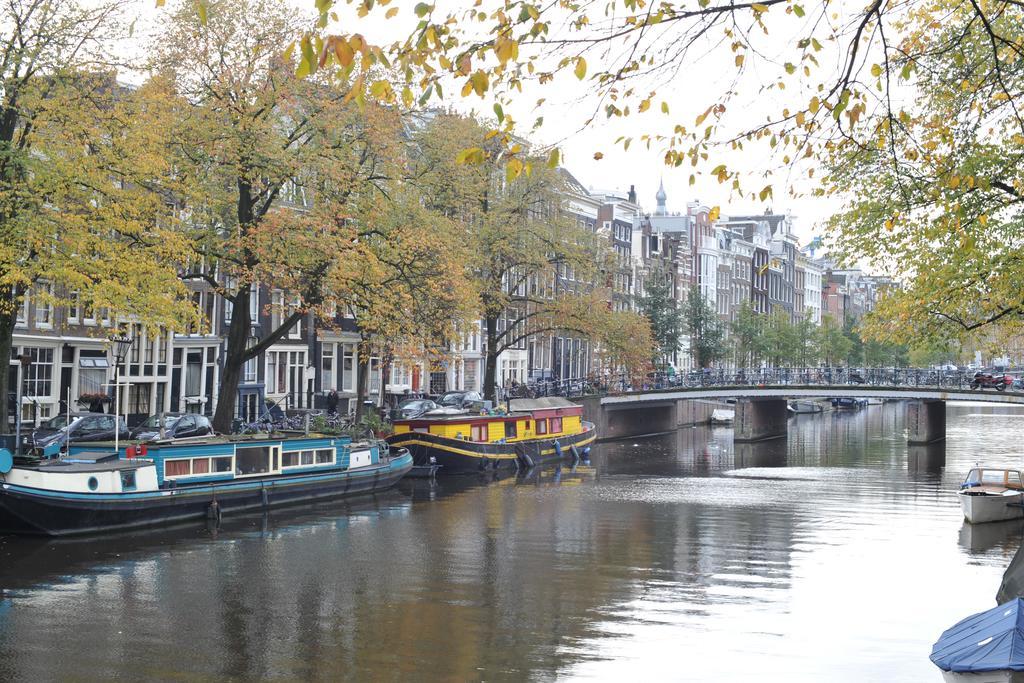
[908,441,947,478]
[0,402,1022,681]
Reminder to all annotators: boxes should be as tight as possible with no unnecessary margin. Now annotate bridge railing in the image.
[504,368,1021,399]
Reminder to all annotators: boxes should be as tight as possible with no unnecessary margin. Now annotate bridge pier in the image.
[734,398,789,442]
[906,399,946,444]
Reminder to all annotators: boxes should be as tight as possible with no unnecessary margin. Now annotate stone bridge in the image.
[576,386,1024,443]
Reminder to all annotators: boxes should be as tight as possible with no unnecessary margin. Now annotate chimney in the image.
[628,184,637,204]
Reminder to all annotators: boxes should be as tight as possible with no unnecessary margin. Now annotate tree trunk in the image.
[0,295,16,432]
[354,334,370,422]
[482,315,499,402]
[380,347,393,414]
[212,288,252,433]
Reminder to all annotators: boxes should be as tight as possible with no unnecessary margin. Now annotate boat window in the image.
[505,421,517,439]
[236,446,276,476]
[166,459,190,477]
[1009,472,1023,488]
[471,425,487,441]
[192,458,210,475]
[965,469,982,485]
[536,419,548,435]
[283,449,332,467]
[982,470,1007,485]
[550,417,562,433]
[213,457,232,473]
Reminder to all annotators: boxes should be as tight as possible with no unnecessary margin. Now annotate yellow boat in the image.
[387,398,597,475]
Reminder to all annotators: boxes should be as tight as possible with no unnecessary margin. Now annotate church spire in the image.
[655,178,667,216]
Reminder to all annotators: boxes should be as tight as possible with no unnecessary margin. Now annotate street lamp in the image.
[14,354,30,456]
[108,333,133,453]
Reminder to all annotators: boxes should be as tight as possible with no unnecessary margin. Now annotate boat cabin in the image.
[1,435,382,496]
[391,397,585,444]
[963,468,1024,490]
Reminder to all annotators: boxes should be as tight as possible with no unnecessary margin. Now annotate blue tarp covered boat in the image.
[932,598,1024,682]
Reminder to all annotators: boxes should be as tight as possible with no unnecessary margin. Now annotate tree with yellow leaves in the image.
[154,0,411,432]
[409,111,653,400]
[290,0,1024,353]
[0,0,197,427]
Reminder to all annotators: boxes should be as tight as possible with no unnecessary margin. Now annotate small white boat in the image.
[710,409,735,424]
[788,401,824,414]
[959,468,1024,524]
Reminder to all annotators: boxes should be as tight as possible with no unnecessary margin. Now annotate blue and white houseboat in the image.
[0,435,412,536]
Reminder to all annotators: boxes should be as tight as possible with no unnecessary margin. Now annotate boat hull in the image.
[960,490,1024,524]
[387,423,597,475]
[941,670,1021,683]
[0,452,412,537]
[788,401,824,414]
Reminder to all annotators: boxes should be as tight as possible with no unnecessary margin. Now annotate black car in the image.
[391,399,439,420]
[437,391,483,409]
[130,413,215,441]
[30,412,130,450]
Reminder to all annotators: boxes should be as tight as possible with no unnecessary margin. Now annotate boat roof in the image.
[19,456,150,473]
[931,598,1024,672]
[397,412,528,422]
[69,433,353,447]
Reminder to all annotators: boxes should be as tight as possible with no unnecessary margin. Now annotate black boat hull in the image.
[387,424,597,475]
[0,453,412,537]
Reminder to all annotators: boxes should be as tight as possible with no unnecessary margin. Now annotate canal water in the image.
[0,402,1021,681]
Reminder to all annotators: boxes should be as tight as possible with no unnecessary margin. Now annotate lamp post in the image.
[14,354,30,456]
[108,333,133,454]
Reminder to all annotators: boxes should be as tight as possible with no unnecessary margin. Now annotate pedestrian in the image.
[326,389,339,415]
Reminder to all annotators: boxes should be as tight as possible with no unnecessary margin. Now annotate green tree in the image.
[843,318,864,367]
[730,301,765,367]
[907,341,951,368]
[793,313,820,367]
[637,271,681,367]
[817,316,854,367]
[763,310,800,366]
[682,285,726,368]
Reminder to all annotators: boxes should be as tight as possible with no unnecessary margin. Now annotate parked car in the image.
[437,391,484,409]
[30,412,129,450]
[391,399,439,420]
[130,413,215,441]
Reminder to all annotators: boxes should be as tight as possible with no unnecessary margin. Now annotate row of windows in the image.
[165,447,336,480]
[282,449,334,467]
[536,417,563,435]
[165,456,233,478]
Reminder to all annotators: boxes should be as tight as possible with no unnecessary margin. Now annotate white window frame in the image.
[163,455,234,480]
[35,282,53,329]
[232,445,282,479]
[281,447,335,469]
